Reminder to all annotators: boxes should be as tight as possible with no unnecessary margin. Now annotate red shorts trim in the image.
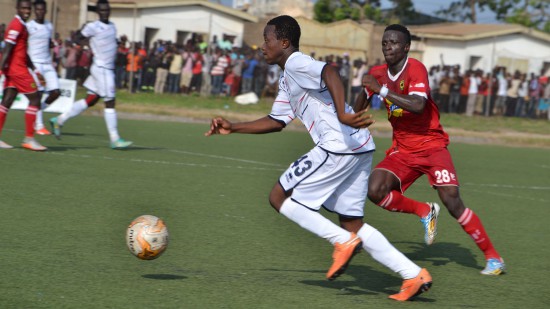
[374,147,459,192]
[3,72,38,94]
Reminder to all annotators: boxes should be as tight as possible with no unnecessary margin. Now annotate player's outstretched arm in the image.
[363,74,426,114]
[204,116,285,136]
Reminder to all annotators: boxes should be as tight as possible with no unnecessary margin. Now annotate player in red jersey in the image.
[355,24,505,275]
[0,0,46,151]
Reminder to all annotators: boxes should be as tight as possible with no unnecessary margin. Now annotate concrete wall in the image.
[110,6,246,48]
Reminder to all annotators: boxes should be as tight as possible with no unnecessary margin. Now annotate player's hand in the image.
[35,70,46,87]
[204,117,233,136]
[362,74,381,94]
[338,107,375,129]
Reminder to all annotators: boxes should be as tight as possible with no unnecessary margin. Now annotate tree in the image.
[314,0,383,23]
[436,0,550,33]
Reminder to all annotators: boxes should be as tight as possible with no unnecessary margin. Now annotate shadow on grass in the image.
[142,274,187,280]
[398,241,480,270]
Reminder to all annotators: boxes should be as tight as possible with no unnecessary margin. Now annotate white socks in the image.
[279,198,351,245]
[103,108,120,142]
[357,223,421,279]
[58,99,88,125]
[34,101,48,129]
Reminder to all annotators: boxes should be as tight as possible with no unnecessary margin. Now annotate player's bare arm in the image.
[362,74,426,114]
[323,65,374,129]
[353,88,371,113]
[0,43,15,74]
[205,116,284,136]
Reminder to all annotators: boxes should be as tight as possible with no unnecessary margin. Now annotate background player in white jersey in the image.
[49,0,132,149]
[205,15,432,301]
[27,0,60,136]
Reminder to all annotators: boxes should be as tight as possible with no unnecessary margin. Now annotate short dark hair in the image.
[384,24,411,44]
[33,0,46,7]
[267,15,300,49]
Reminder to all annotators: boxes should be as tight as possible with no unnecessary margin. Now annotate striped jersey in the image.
[269,52,375,154]
[81,20,117,69]
[27,20,53,64]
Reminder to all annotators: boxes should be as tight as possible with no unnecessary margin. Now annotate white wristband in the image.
[379,85,389,98]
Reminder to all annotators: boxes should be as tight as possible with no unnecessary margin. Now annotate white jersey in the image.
[270,52,375,154]
[81,20,117,69]
[27,20,53,64]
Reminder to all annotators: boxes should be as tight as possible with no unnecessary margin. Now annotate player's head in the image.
[382,24,411,66]
[33,0,47,22]
[96,0,110,23]
[262,15,300,66]
[16,0,32,21]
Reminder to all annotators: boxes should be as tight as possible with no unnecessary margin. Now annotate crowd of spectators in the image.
[1,23,549,120]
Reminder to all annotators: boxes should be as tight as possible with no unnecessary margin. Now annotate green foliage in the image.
[313,0,335,23]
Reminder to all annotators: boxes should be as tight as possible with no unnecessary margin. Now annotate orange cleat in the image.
[326,233,362,281]
[389,268,432,301]
[21,137,47,151]
[35,127,52,135]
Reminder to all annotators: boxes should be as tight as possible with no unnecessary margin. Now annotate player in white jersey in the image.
[205,15,432,301]
[27,0,60,136]
[49,0,132,149]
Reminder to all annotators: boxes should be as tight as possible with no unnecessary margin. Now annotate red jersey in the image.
[3,15,29,75]
[368,58,449,154]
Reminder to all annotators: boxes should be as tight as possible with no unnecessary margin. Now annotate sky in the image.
[217,0,500,24]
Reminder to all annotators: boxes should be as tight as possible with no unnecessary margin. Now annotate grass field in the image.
[1,109,549,308]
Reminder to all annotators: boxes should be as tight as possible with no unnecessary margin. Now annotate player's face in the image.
[381,30,410,66]
[16,0,32,21]
[34,4,47,22]
[97,3,110,23]
[261,25,283,66]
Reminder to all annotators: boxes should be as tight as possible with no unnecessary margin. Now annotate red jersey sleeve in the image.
[4,18,25,45]
[407,60,430,98]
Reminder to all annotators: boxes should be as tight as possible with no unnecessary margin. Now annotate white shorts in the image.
[31,62,60,92]
[279,147,373,218]
[84,65,116,100]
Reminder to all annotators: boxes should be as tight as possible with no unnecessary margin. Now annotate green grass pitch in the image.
[0,111,548,308]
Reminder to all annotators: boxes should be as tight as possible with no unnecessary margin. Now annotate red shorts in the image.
[3,71,38,94]
[374,147,459,192]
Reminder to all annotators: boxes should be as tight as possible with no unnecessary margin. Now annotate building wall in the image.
[420,34,550,74]
[110,6,246,48]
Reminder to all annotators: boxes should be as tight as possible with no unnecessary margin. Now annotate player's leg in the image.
[436,185,505,275]
[273,149,362,280]
[368,154,439,245]
[21,91,47,151]
[104,99,132,149]
[50,92,98,139]
[0,87,19,148]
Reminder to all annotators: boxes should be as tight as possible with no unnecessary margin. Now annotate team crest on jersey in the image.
[399,80,404,90]
[385,99,403,118]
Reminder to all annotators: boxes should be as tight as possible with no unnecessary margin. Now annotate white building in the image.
[232,0,314,19]
[92,0,257,48]
[408,23,550,75]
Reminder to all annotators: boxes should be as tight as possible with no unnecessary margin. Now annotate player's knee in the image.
[49,89,61,101]
[104,100,116,109]
[85,94,100,106]
[367,182,389,205]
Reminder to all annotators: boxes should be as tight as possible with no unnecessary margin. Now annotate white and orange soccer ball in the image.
[126,215,169,260]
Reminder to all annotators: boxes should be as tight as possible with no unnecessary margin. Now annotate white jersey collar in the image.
[387,56,409,82]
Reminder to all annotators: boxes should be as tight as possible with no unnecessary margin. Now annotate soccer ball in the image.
[126,215,169,260]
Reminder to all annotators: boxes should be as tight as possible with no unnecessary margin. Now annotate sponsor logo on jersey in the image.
[400,80,405,90]
[385,98,403,118]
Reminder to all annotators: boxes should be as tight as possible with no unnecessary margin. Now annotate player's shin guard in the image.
[0,105,8,134]
[279,198,351,245]
[358,223,421,279]
[378,190,431,217]
[104,108,120,142]
[458,208,501,260]
[57,99,88,125]
[25,106,39,137]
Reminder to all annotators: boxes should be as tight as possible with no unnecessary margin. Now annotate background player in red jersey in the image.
[354,24,505,275]
[0,0,46,151]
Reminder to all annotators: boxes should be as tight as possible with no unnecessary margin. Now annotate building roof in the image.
[100,0,258,22]
[408,22,550,43]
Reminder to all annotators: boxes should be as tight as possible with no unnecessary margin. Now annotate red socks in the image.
[25,105,38,137]
[458,208,501,260]
[378,190,431,217]
[0,105,8,135]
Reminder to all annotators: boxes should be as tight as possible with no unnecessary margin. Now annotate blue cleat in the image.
[110,138,133,149]
[420,202,440,245]
[481,258,506,275]
[49,117,62,140]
